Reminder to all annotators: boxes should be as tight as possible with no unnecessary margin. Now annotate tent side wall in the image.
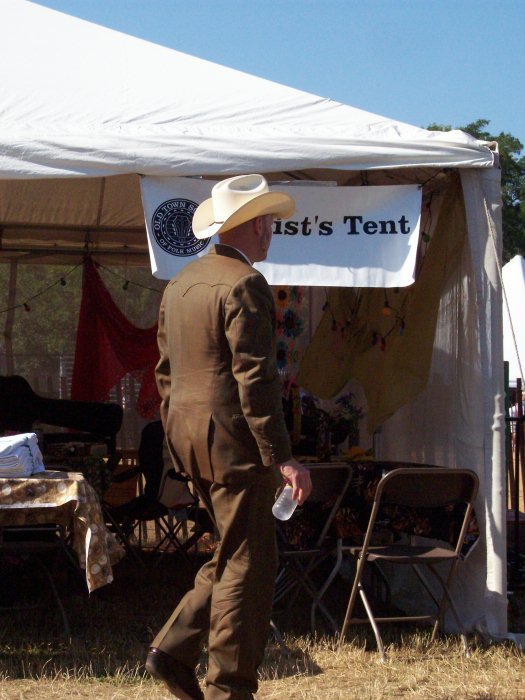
[379,166,506,636]
[461,167,506,636]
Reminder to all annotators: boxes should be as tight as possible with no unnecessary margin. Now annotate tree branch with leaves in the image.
[427,119,524,262]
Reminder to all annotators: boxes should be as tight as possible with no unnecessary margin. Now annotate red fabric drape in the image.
[71,258,160,418]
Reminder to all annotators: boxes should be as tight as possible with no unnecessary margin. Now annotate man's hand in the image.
[277,457,312,505]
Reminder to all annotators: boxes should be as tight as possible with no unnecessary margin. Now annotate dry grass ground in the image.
[1,636,523,700]
[0,550,523,700]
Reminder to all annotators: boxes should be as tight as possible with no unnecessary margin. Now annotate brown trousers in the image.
[152,469,278,700]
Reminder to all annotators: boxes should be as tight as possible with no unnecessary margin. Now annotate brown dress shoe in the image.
[145,647,204,700]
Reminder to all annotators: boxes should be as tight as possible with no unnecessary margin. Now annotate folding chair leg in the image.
[287,559,339,632]
[359,586,387,663]
[339,555,389,660]
[269,619,291,656]
[426,564,471,657]
[339,553,367,646]
[139,513,198,570]
[310,541,343,631]
[103,506,144,567]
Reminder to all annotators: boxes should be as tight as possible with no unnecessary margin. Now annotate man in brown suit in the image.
[146,174,312,700]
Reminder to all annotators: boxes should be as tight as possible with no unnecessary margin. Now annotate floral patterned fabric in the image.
[335,463,479,554]
[273,286,308,383]
[283,461,479,553]
[0,471,124,592]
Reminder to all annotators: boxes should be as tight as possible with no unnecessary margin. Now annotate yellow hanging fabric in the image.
[297,176,467,434]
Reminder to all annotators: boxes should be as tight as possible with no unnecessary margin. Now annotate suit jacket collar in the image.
[210,244,252,266]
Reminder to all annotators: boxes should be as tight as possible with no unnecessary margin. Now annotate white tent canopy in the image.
[0,0,493,180]
[0,0,507,638]
[0,0,496,265]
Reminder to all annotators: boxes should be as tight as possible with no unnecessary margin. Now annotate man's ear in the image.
[252,216,264,237]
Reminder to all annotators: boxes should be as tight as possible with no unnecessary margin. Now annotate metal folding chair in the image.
[272,462,353,635]
[338,466,479,661]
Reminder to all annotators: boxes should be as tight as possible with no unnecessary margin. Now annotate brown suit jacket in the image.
[155,244,292,485]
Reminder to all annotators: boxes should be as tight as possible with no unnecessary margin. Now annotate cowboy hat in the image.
[192,174,295,240]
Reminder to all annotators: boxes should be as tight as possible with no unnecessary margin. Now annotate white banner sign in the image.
[140,177,422,287]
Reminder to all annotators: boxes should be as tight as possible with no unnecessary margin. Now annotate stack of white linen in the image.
[0,433,45,477]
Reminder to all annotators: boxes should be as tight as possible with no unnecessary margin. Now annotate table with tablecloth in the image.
[0,470,124,592]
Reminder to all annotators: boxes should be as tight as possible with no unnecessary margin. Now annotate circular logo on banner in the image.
[151,198,209,257]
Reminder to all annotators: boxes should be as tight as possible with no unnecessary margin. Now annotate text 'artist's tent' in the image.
[0,0,507,637]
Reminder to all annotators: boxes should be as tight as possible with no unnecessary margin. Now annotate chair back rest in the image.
[376,467,479,510]
[138,420,165,500]
[280,463,353,549]
[135,420,194,507]
[356,466,480,557]
[308,463,353,503]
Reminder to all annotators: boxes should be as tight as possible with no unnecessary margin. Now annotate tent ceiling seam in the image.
[96,178,106,227]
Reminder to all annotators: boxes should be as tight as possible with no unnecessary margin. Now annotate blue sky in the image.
[35,0,525,147]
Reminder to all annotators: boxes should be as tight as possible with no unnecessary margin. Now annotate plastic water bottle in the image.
[272,484,298,520]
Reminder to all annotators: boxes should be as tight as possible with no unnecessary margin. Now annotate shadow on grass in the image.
[1,544,523,681]
[0,550,321,680]
[0,550,195,678]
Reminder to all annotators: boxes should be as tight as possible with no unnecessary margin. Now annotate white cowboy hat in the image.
[192,174,295,240]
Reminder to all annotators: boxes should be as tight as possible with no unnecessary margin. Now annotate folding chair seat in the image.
[272,463,353,634]
[338,466,479,661]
